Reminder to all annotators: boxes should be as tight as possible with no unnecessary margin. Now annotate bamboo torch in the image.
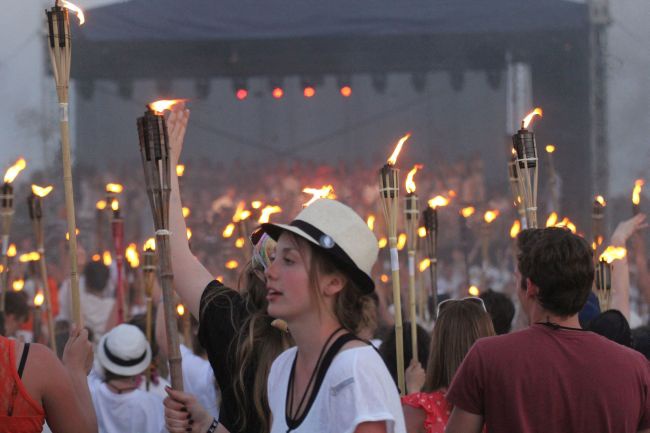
[137,99,185,391]
[632,179,644,215]
[404,164,422,362]
[378,133,410,395]
[595,246,627,311]
[545,144,559,213]
[507,151,527,228]
[142,237,156,391]
[110,199,127,323]
[232,202,252,261]
[423,195,449,320]
[0,158,26,312]
[459,206,475,289]
[177,303,192,352]
[512,108,542,228]
[33,291,45,343]
[481,210,500,289]
[27,185,56,352]
[592,195,606,255]
[45,1,84,326]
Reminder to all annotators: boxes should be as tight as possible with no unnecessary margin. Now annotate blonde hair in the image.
[423,300,495,392]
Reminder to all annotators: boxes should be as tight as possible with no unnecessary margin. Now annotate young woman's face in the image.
[264,233,314,321]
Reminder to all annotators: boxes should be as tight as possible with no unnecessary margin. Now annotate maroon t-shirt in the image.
[447,324,650,433]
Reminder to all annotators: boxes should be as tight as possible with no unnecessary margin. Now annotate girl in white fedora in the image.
[260,198,406,433]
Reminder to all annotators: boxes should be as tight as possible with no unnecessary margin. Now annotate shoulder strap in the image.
[18,343,30,379]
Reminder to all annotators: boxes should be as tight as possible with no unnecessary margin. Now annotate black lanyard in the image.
[536,321,587,331]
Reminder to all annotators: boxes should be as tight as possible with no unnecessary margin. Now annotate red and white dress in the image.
[401,390,452,433]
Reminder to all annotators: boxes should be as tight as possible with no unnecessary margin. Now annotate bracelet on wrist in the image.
[206,418,219,433]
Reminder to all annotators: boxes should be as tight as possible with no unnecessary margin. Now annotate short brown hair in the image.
[423,300,494,391]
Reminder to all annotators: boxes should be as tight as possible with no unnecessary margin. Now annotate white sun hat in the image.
[96,324,152,377]
[259,198,379,294]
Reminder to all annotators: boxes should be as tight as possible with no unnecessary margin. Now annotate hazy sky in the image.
[0,0,647,196]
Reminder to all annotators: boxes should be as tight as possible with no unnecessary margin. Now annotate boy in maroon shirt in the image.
[445,228,650,433]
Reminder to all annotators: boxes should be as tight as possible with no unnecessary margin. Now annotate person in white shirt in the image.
[89,324,165,433]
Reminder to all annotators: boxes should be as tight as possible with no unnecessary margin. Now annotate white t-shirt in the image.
[88,375,165,433]
[267,345,406,433]
[180,344,220,419]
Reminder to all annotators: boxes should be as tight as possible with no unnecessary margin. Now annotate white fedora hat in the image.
[97,324,152,377]
[258,199,379,294]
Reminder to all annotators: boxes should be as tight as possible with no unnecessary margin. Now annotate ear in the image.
[525,278,539,299]
[321,272,347,297]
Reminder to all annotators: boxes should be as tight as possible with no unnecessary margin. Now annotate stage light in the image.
[236,88,248,100]
[272,87,284,99]
[340,86,352,97]
[233,78,248,100]
[337,75,352,98]
[303,86,316,98]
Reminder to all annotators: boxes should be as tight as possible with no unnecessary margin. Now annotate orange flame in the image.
[484,210,500,224]
[176,164,185,177]
[418,227,426,238]
[31,185,53,198]
[258,205,282,224]
[545,144,556,154]
[34,291,45,307]
[225,260,239,270]
[125,243,140,268]
[222,223,235,238]
[251,200,263,209]
[387,133,411,166]
[522,108,543,129]
[235,237,245,248]
[468,286,480,296]
[367,215,376,231]
[111,200,119,212]
[96,200,107,210]
[176,303,185,316]
[397,233,407,250]
[7,244,16,257]
[60,0,85,25]
[19,252,40,263]
[510,220,521,238]
[65,228,79,241]
[92,254,101,262]
[186,228,192,240]
[302,185,336,207]
[380,274,389,283]
[182,207,190,218]
[546,212,558,227]
[461,207,475,218]
[378,237,388,248]
[143,238,156,251]
[103,251,112,266]
[595,195,606,207]
[633,179,644,205]
[428,196,450,209]
[599,246,627,264]
[3,158,26,184]
[419,258,431,272]
[232,201,251,222]
[106,183,123,194]
[405,164,423,194]
[148,99,186,115]
[12,279,24,292]
[555,217,577,234]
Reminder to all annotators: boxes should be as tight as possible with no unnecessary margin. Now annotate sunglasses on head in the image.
[436,296,487,318]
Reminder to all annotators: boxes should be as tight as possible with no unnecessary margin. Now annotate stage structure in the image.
[67,0,608,227]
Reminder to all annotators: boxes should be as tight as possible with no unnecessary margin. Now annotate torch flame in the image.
[103,251,112,266]
[149,99,186,115]
[235,237,245,248]
[143,238,156,251]
[397,233,407,250]
[595,195,606,207]
[633,179,644,205]
[3,158,26,184]
[468,286,480,296]
[182,207,191,218]
[522,107,543,129]
[555,217,577,234]
[259,205,282,224]
[176,303,185,316]
[12,279,24,291]
[176,164,185,177]
[31,185,53,198]
[65,229,80,241]
[92,254,101,262]
[510,220,521,238]
[251,200,263,209]
[380,274,389,283]
[96,200,107,210]
[461,207,475,218]
[225,260,239,270]
[7,244,16,257]
[34,291,45,307]
[405,164,423,194]
[106,183,123,194]
[378,237,388,248]
[484,210,500,224]
[367,215,376,231]
[19,252,41,263]
[387,133,411,166]
[60,0,85,25]
[419,258,431,272]
[418,227,426,238]
[302,185,336,207]
[111,199,119,211]
[428,196,450,209]
[232,201,251,222]
[545,144,556,154]
[125,244,140,268]
[546,212,558,227]
[186,228,192,240]
[599,246,627,264]
[223,223,235,238]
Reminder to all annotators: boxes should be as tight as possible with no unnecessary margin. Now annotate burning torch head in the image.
[46,4,69,49]
[137,107,169,163]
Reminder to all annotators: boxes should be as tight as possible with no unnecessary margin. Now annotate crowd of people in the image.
[0,104,649,433]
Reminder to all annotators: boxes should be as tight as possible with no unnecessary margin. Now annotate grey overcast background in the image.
[1,0,648,196]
